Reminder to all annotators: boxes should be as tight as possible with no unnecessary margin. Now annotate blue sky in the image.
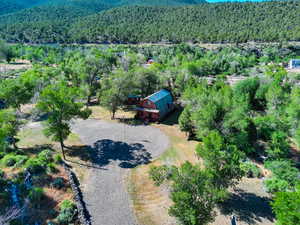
[206,0,267,2]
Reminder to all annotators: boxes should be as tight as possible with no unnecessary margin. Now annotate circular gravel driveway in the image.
[71,119,170,225]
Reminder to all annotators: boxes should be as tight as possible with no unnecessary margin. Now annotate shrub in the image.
[51,177,65,189]
[38,149,53,163]
[24,158,47,174]
[266,131,290,159]
[1,154,28,168]
[57,200,77,225]
[47,163,58,174]
[54,154,63,164]
[240,161,262,178]
[264,160,300,192]
[264,178,290,193]
[271,185,300,225]
[29,187,44,206]
[0,152,5,159]
[265,160,299,185]
[14,155,29,167]
[149,165,175,186]
[1,154,17,167]
[0,169,4,177]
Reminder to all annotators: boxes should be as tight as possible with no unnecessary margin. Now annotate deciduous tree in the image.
[37,81,91,159]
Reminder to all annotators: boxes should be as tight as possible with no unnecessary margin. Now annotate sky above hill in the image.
[206,0,267,2]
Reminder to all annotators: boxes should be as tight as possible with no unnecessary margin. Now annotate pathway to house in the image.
[71,119,170,225]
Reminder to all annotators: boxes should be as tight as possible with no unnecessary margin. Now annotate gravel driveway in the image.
[71,119,170,225]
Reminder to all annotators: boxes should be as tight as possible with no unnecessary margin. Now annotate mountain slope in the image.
[67,2,300,43]
[0,1,299,44]
[0,0,206,16]
[0,0,65,15]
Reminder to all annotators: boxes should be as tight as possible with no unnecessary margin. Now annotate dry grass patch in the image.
[129,111,200,225]
[0,59,31,73]
[89,105,136,121]
[17,121,91,183]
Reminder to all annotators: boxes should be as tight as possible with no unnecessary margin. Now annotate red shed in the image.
[136,89,174,122]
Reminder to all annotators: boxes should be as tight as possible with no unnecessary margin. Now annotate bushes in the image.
[264,160,299,193]
[264,178,290,193]
[1,154,16,167]
[54,154,63,164]
[51,177,65,189]
[38,149,54,163]
[24,149,55,174]
[29,187,44,207]
[149,165,175,186]
[266,131,290,159]
[1,154,28,167]
[57,200,77,225]
[24,158,47,174]
[240,161,262,178]
[271,185,300,225]
[1,149,55,172]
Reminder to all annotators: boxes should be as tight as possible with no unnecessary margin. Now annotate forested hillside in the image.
[70,2,300,43]
[0,1,299,43]
[0,0,206,16]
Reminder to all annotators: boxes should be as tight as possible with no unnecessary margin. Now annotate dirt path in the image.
[71,119,170,225]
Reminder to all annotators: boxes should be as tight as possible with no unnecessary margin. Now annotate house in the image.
[135,89,174,122]
[289,59,300,69]
[147,59,154,65]
[127,94,142,105]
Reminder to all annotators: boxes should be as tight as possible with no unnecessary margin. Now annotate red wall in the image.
[139,99,156,109]
[137,99,160,121]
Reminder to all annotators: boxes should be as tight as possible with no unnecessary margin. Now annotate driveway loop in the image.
[72,119,170,225]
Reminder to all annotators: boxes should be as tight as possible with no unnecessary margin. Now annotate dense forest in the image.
[0,1,299,44]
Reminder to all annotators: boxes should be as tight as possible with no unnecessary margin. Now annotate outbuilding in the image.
[127,94,142,105]
[289,59,300,69]
[136,89,174,122]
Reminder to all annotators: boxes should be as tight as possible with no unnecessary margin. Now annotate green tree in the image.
[0,69,39,110]
[99,70,133,119]
[272,185,300,225]
[37,81,91,159]
[83,52,117,105]
[0,40,15,63]
[233,77,260,110]
[169,162,226,225]
[196,131,244,189]
[264,160,299,193]
[134,67,161,97]
[266,131,290,159]
[0,109,21,150]
[179,106,193,137]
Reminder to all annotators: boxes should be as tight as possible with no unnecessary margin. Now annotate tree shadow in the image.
[24,197,58,224]
[117,117,144,126]
[66,145,94,162]
[218,189,275,224]
[160,108,182,126]
[20,144,54,155]
[91,139,152,168]
[65,145,108,170]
